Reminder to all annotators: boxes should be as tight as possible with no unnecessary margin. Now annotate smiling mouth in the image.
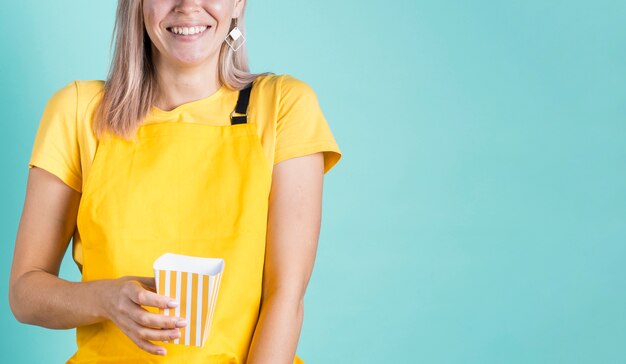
[166,25,210,36]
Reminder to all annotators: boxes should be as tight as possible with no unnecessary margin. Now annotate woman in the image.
[9,0,341,363]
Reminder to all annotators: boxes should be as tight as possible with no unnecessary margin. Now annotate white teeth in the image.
[169,26,208,35]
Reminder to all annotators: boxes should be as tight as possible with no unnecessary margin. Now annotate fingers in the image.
[109,276,190,356]
[129,317,181,342]
[128,304,188,330]
[122,318,181,356]
[128,282,178,310]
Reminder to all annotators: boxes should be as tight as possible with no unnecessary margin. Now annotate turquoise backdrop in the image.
[1,1,625,363]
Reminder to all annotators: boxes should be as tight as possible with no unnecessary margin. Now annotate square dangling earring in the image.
[225,18,246,52]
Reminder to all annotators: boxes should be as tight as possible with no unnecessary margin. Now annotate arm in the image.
[10,167,190,354]
[247,152,325,364]
[9,166,109,328]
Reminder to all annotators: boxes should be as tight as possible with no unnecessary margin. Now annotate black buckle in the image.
[230,110,248,125]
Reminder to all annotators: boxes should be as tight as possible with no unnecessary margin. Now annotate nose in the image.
[174,0,201,14]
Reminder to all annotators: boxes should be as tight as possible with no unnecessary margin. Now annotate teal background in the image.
[1,0,625,363]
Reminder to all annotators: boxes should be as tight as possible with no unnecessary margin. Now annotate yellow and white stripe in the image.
[156,269,223,346]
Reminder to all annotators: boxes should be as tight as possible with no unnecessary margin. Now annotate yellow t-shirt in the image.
[28,73,342,271]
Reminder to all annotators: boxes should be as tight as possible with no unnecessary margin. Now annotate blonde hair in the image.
[94,0,273,140]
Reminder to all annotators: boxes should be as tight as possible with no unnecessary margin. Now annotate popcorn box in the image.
[153,253,225,347]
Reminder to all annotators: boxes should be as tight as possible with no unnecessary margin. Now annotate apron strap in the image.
[230,81,254,125]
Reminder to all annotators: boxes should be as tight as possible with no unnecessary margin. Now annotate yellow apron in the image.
[68,82,305,363]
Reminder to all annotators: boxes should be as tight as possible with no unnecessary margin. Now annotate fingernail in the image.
[176,319,188,327]
[167,301,179,308]
[157,348,166,356]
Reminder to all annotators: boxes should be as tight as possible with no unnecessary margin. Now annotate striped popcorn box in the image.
[153,253,225,347]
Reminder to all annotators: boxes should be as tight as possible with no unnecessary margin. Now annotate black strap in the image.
[231,82,254,125]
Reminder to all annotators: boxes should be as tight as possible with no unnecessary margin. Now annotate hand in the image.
[99,275,187,356]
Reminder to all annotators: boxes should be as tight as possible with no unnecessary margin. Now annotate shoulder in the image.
[74,79,105,97]
[252,74,320,111]
[253,73,317,96]
[44,80,104,115]
[75,80,105,111]
[43,81,77,114]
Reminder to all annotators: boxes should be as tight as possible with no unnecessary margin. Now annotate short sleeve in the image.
[28,81,82,193]
[274,75,342,174]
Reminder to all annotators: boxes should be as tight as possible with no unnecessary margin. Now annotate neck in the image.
[153,52,222,111]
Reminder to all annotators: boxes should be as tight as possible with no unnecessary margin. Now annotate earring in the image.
[225,18,246,52]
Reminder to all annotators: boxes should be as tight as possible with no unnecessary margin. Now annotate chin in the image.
[170,53,211,67]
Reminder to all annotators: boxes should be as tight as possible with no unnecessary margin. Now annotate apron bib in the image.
[67,83,304,363]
